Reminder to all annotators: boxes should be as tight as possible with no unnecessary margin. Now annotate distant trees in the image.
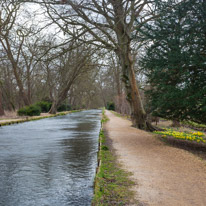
[0,1,50,107]
[68,69,102,109]
[48,44,97,114]
[0,0,104,113]
[140,0,206,123]
[0,1,31,105]
[0,86,4,116]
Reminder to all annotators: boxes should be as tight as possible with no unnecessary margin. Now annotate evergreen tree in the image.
[139,0,206,123]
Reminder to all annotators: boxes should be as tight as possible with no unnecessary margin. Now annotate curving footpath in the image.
[105,110,206,206]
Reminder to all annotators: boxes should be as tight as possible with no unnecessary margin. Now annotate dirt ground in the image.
[105,110,206,206]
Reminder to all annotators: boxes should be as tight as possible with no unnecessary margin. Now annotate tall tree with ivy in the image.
[139,0,206,124]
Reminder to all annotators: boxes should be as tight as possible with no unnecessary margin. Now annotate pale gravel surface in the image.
[105,110,206,206]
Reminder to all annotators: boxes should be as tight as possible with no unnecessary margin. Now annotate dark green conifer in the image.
[139,0,206,123]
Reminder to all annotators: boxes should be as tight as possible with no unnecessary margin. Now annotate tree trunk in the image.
[129,67,147,129]
[171,120,181,127]
[11,62,30,106]
[49,101,57,114]
[125,62,147,129]
[110,1,155,130]
[49,81,73,114]
[114,65,122,96]
[117,47,147,129]
[1,38,30,106]
[0,88,5,116]
[27,68,32,104]
[99,83,107,107]
[117,48,159,131]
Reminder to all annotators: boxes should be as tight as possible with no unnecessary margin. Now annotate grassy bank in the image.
[0,110,80,127]
[92,110,136,206]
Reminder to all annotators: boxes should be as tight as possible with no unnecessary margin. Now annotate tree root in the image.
[146,121,165,132]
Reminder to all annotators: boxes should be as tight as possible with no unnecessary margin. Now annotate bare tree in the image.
[47,43,97,114]
[0,84,5,116]
[43,0,159,130]
[0,0,59,107]
[0,59,17,111]
[69,68,102,109]
[0,1,32,105]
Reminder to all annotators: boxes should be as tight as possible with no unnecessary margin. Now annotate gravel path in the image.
[105,110,206,206]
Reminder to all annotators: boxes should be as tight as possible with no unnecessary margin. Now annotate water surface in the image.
[0,110,101,206]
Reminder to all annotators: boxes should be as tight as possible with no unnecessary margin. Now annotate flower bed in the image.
[155,129,206,143]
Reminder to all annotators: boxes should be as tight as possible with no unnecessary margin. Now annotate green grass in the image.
[101,108,109,123]
[182,120,206,129]
[93,111,136,206]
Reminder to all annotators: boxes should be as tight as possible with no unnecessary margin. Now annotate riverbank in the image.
[93,110,137,205]
[102,110,206,206]
[0,110,80,127]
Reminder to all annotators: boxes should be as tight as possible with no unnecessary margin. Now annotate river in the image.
[0,110,101,206]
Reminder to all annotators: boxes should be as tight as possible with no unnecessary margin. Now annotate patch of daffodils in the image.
[154,129,206,143]
[191,131,204,136]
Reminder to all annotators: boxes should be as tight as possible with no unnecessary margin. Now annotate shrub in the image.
[57,104,71,112]
[18,105,41,116]
[35,101,52,113]
[101,145,109,151]
[106,102,115,111]
[182,121,206,129]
